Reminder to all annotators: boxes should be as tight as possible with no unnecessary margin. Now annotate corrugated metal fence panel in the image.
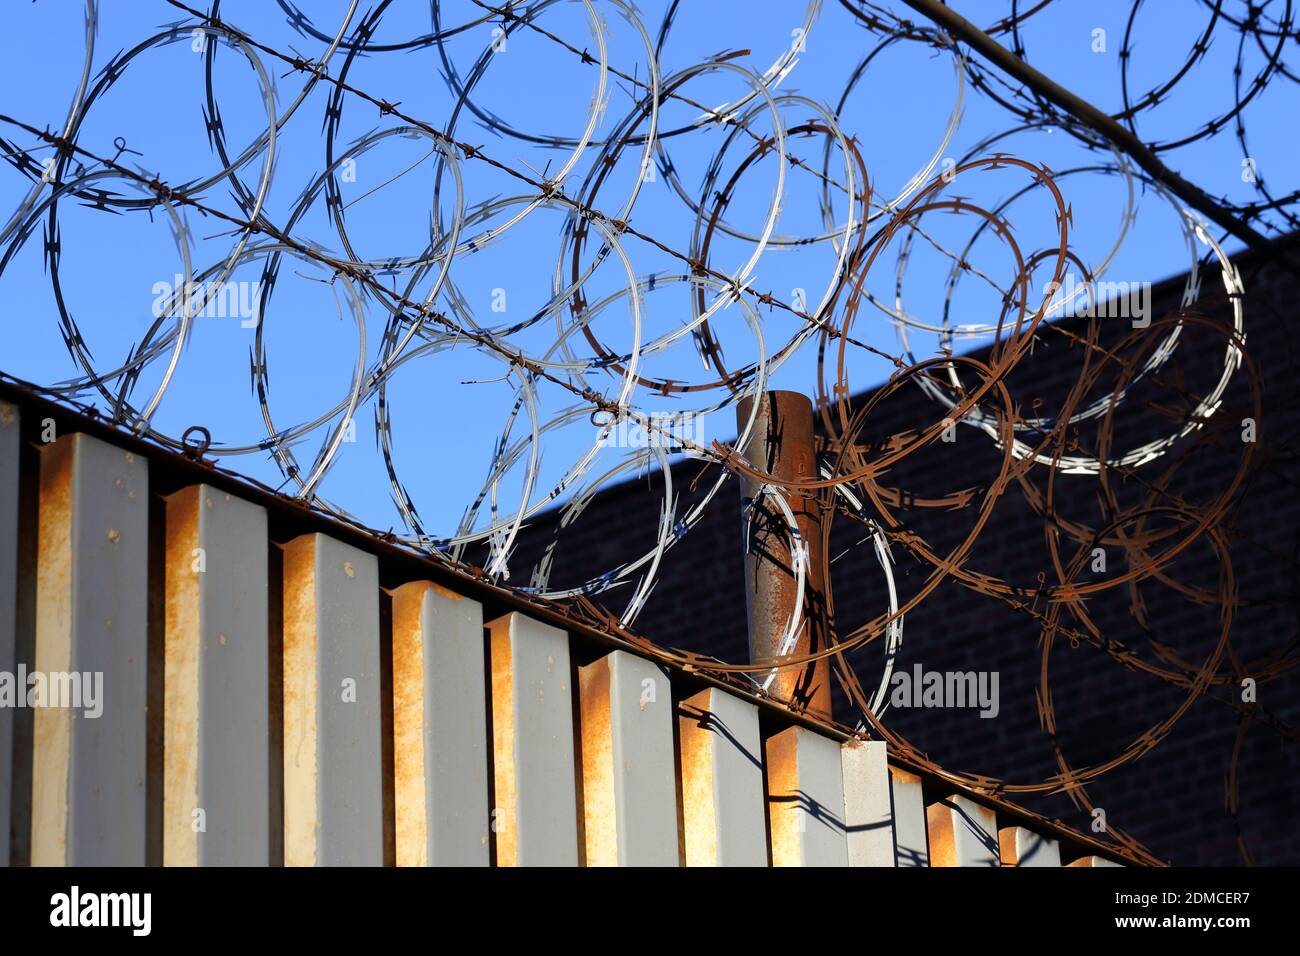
[0,413,1131,869]
[677,687,768,866]
[282,533,384,866]
[390,581,489,866]
[32,432,148,865]
[928,794,1000,867]
[841,739,894,866]
[579,650,679,866]
[767,726,849,867]
[0,401,17,867]
[890,766,930,867]
[164,485,269,865]
[487,612,579,866]
[999,825,1061,867]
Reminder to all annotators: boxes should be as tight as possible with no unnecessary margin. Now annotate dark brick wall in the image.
[501,236,1300,866]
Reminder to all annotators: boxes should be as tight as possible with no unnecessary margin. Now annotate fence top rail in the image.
[0,371,1147,866]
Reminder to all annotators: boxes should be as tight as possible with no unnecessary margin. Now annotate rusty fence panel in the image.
[163,485,270,865]
[999,826,1061,867]
[282,533,385,866]
[579,650,678,866]
[767,726,849,867]
[0,411,1137,868]
[32,432,148,865]
[928,795,1001,867]
[391,581,490,866]
[890,766,930,867]
[677,687,769,866]
[487,612,580,866]
[841,740,894,867]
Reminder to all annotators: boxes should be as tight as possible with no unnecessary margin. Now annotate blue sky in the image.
[1,0,1295,544]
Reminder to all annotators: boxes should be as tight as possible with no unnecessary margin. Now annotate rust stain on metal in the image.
[163,485,202,866]
[578,655,616,866]
[487,615,518,867]
[890,765,923,787]
[389,581,429,867]
[765,727,802,867]
[998,827,1018,866]
[281,534,319,867]
[31,434,75,866]
[677,692,719,867]
[926,801,958,868]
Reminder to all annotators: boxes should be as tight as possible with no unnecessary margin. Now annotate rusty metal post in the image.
[735,390,831,720]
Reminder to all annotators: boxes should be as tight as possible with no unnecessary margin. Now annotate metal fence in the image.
[0,383,1130,867]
